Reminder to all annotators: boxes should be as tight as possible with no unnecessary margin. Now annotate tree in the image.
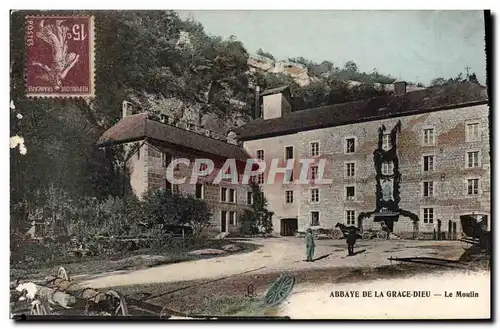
[140,188,211,236]
[344,61,358,72]
[430,77,446,86]
[240,182,274,236]
[468,73,479,83]
[256,48,275,61]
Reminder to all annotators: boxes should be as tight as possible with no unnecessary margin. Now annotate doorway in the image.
[281,218,298,236]
[221,211,227,233]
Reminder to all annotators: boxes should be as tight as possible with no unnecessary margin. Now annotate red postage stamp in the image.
[25,15,95,98]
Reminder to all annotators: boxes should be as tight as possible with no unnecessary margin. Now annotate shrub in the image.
[141,188,212,236]
[241,182,274,235]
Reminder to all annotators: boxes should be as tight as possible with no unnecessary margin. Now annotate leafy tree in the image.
[141,188,211,236]
[468,73,479,83]
[430,77,446,86]
[256,48,275,61]
[344,61,358,72]
[240,182,274,236]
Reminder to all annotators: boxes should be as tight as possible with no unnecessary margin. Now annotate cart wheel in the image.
[265,274,295,307]
[330,229,343,240]
[57,267,70,281]
[30,300,49,315]
[377,231,387,240]
[106,290,129,316]
[362,232,371,240]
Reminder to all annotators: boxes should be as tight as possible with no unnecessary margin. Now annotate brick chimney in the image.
[260,86,292,120]
[394,81,407,96]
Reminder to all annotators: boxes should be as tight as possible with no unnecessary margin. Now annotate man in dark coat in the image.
[305,228,315,262]
[346,228,357,256]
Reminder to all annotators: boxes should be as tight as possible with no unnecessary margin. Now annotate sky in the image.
[176,10,487,86]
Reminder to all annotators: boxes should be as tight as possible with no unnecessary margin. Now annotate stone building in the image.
[234,81,490,238]
[97,109,252,236]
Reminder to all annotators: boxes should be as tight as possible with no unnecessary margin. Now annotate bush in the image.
[141,188,212,236]
[240,182,274,236]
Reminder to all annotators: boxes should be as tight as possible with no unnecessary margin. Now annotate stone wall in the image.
[143,141,251,236]
[243,104,490,236]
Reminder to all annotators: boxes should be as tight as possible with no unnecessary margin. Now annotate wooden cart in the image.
[11,267,190,318]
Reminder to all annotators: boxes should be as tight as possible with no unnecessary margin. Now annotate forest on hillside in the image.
[10,10,480,224]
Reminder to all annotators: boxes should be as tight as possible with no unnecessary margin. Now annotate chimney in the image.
[122,101,134,118]
[260,86,292,120]
[254,85,261,119]
[394,81,407,96]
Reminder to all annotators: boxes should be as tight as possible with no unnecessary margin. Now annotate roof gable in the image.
[97,113,250,162]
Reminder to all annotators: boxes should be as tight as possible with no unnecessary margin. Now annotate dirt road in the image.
[81,238,464,289]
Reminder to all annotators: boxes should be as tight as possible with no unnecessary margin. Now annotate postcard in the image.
[10,9,491,320]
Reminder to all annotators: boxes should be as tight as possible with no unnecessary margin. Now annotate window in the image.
[345,138,356,154]
[172,184,180,194]
[285,146,294,160]
[310,188,320,203]
[137,148,141,159]
[423,155,434,172]
[346,210,356,226]
[382,134,392,150]
[423,181,434,197]
[228,211,236,226]
[310,166,319,180]
[311,211,320,226]
[228,189,236,203]
[221,187,236,202]
[257,150,264,161]
[310,142,320,157]
[467,179,479,195]
[467,151,479,168]
[161,152,170,168]
[346,186,355,200]
[257,173,265,185]
[423,128,435,145]
[221,210,227,225]
[423,208,434,224]
[381,162,394,175]
[466,123,480,142]
[220,187,227,202]
[195,184,204,199]
[345,162,355,177]
[247,191,253,205]
[285,190,294,204]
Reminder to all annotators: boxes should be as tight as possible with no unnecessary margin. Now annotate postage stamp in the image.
[25,15,95,98]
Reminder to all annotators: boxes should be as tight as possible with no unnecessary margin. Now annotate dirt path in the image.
[81,238,464,289]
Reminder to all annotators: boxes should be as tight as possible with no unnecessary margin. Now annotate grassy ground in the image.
[10,239,259,281]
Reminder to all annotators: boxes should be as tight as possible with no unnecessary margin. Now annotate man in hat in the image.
[305,228,315,262]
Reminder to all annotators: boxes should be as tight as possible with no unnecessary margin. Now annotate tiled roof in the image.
[97,113,250,161]
[234,81,489,141]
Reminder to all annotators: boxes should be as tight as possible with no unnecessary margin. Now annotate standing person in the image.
[305,228,315,262]
[346,228,357,256]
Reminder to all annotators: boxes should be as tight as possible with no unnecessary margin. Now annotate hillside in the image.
[9,10,479,208]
